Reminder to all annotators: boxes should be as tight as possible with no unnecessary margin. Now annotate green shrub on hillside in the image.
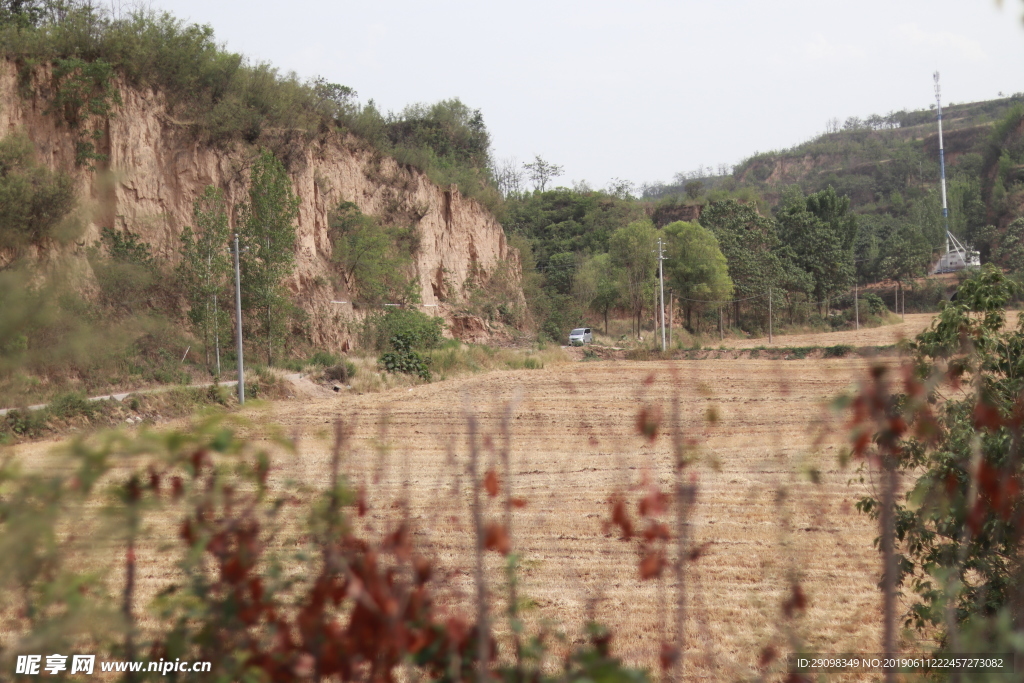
[0,132,75,252]
[362,308,444,353]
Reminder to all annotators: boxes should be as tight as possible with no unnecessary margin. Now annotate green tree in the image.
[699,200,800,329]
[177,186,232,373]
[662,221,733,331]
[573,252,620,335]
[329,201,418,306]
[523,155,563,192]
[609,220,657,337]
[874,217,932,299]
[777,208,853,311]
[89,227,161,316]
[0,132,75,254]
[993,217,1024,274]
[855,266,1024,659]
[238,150,300,366]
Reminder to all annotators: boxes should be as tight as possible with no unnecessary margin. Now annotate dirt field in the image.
[726,313,935,348]
[223,353,898,679]
[9,328,928,679]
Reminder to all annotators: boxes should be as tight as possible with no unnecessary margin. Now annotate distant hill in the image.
[645,95,1024,252]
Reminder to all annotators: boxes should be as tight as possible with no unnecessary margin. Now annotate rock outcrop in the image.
[0,61,521,348]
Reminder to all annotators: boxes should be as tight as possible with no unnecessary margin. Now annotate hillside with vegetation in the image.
[0,0,526,416]
[502,94,1024,343]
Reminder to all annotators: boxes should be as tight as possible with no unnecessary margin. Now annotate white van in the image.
[568,328,593,345]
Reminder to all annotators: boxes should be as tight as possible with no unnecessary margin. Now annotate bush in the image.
[860,292,886,316]
[378,332,431,381]
[47,390,96,419]
[823,344,853,358]
[323,360,356,383]
[362,308,444,352]
[0,132,76,252]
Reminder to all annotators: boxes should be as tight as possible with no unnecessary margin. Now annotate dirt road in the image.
[727,313,934,348]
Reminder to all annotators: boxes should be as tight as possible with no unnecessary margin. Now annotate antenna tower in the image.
[934,72,950,255]
[930,72,980,273]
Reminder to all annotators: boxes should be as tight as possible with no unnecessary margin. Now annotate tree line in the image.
[506,182,955,341]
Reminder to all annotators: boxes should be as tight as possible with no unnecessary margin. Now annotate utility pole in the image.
[233,234,245,405]
[855,282,860,330]
[657,238,666,351]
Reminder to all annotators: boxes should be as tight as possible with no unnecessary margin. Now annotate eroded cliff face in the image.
[0,61,521,348]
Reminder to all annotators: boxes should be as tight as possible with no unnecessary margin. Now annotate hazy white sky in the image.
[148,0,1024,189]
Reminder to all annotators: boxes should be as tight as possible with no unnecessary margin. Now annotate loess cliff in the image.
[0,60,521,348]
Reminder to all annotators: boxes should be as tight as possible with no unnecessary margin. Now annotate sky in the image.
[144,0,1024,190]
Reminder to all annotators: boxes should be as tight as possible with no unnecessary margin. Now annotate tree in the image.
[329,201,418,306]
[523,155,563,192]
[238,150,300,366]
[993,217,1024,274]
[573,252,620,335]
[777,208,853,312]
[609,220,657,337]
[699,200,799,329]
[854,266,1024,658]
[177,187,232,373]
[874,217,931,298]
[662,221,733,332]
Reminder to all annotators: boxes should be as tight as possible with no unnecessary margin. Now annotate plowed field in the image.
[252,354,899,678]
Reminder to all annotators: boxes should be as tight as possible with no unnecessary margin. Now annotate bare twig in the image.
[468,410,489,683]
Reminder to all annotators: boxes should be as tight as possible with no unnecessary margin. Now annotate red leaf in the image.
[639,550,665,580]
[758,645,777,668]
[610,495,633,541]
[659,642,679,670]
[973,400,1003,431]
[782,582,807,618]
[171,476,184,500]
[356,486,368,516]
[643,521,671,542]
[484,469,500,497]
[484,522,510,555]
[510,497,528,508]
[636,406,662,442]
[413,556,432,585]
[639,489,670,517]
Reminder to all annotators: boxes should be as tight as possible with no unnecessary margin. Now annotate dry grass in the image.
[241,356,894,679]
[9,344,913,680]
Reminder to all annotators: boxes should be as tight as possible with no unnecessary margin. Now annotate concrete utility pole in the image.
[855,282,860,330]
[657,238,667,351]
[233,234,245,405]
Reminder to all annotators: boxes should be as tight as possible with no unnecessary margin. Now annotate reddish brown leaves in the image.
[636,406,662,443]
[484,469,500,497]
[355,486,368,516]
[484,522,510,555]
[639,550,665,580]
[973,399,1004,431]
[642,521,671,542]
[758,644,778,668]
[608,494,633,540]
[510,497,528,508]
[659,642,680,670]
[782,582,807,618]
[638,488,670,517]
